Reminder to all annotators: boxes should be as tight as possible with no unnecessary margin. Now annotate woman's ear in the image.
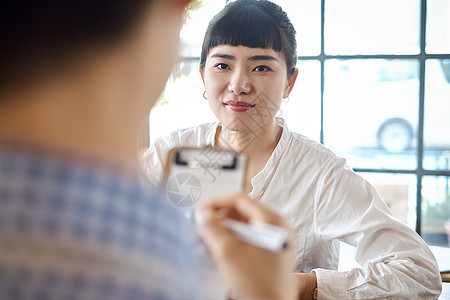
[283,68,299,98]
[199,65,206,86]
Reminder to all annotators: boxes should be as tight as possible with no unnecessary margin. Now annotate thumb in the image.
[195,206,239,259]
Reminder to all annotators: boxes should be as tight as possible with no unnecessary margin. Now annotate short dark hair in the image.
[200,0,297,77]
[0,0,153,94]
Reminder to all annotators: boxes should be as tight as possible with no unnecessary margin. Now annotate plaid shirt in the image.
[0,146,199,300]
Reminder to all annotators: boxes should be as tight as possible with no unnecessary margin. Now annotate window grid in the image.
[315,0,450,235]
[180,0,450,236]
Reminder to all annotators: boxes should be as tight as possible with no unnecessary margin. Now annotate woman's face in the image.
[201,45,297,132]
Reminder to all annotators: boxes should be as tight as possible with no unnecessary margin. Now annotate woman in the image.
[0,0,297,299]
[142,0,442,298]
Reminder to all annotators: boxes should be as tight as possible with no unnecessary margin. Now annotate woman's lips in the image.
[224,100,255,112]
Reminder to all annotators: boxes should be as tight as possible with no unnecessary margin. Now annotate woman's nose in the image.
[228,71,251,95]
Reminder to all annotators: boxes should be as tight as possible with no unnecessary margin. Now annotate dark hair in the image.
[0,0,153,94]
[200,0,297,77]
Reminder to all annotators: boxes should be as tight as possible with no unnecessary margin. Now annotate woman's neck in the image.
[216,119,282,155]
[216,119,282,194]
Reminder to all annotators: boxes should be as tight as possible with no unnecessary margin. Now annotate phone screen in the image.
[163,147,247,211]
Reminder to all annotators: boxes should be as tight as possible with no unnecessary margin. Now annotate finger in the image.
[195,205,249,259]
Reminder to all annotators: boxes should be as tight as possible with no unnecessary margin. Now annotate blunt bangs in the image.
[206,6,283,53]
[200,0,297,76]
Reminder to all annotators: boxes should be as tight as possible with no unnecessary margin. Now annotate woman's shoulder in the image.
[153,122,218,149]
[289,131,340,158]
[276,118,339,162]
[285,129,347,171]
[141,122,218,185]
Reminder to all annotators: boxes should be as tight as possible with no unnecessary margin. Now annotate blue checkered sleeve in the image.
[0,149,201,300]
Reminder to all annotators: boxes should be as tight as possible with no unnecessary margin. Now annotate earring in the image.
[203,91,208,100]
[283,97,289,103]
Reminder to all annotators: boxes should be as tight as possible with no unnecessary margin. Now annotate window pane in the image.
[182,0,321,57]
[150,60,217,143]
[359,173,417,230]
[426,0,450,53]
[280,60,321,142]
[424,59,450,170]
[324,59,419,169]
[270,0,321,56]
[325,0,420,55]
[180,1,225,57]
[422,176,450,248]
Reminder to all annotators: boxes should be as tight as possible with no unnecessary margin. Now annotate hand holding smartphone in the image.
[162,146,248,299]
[163,147,293,299]
[163,146,288,252]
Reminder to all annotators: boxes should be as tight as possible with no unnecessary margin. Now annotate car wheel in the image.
[377,118,413,153]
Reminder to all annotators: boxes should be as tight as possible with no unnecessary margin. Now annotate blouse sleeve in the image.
[312,158,442,299]
[140,136,175,189]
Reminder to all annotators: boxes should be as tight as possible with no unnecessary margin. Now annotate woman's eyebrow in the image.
[248,55,278,62]
[209,54,278,62]
[210,53,235,60]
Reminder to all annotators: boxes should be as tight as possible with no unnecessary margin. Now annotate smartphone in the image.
[162,146,247,211]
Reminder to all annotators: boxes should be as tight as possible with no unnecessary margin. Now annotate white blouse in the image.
[141,118,442,299]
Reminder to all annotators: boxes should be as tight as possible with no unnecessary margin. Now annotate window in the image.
[149,0,450,251]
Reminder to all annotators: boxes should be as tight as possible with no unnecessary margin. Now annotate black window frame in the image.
[179,0,450,236]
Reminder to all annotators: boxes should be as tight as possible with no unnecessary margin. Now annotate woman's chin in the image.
[219,116,256,133]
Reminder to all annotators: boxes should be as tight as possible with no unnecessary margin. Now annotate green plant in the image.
[184,0,205,24]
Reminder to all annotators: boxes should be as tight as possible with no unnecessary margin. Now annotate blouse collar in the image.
[207,117,292,199]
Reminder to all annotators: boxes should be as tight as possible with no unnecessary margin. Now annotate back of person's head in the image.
[200,0,297,77]
[0,0,154,95]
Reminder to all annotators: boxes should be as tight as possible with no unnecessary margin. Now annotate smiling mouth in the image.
[224,100,255,112]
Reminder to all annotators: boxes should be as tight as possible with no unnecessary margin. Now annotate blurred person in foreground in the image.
[142,0,442,299]
[0,1,298,299]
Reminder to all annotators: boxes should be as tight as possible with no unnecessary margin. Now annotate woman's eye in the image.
[215,63,230,70]
[253,65,272,72]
